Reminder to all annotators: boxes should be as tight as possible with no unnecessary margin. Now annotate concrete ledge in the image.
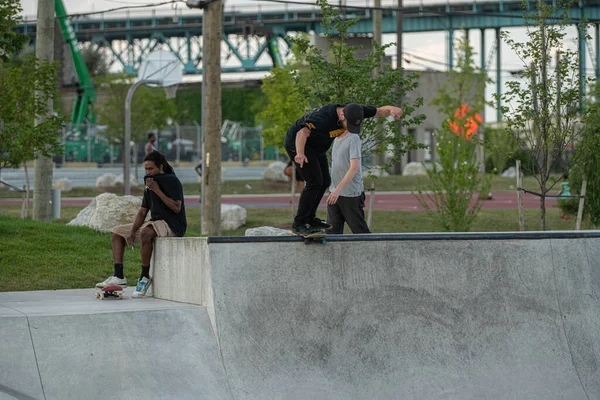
[149,237,210,306]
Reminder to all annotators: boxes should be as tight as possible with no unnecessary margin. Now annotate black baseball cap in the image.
[343,103,364,134]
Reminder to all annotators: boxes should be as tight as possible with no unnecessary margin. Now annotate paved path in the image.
[0,191,556,211]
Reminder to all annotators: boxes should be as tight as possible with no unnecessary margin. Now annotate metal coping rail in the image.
[207,230,600,244]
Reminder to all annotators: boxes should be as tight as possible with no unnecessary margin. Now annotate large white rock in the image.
[502,166,517,178]
[68,193,145,233]
[115,173,138,186]
[263,161,290,182]
[96,173,117,188]
[362,166,390,178]
[245,226,295,236]
[67,198,97,228]
[402,162,427,176]
[204,204,246,232]
[53,178,73,192]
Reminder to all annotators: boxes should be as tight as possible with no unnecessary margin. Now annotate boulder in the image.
[115,173,138,187]
[402,162,427,176]
[204,204,246,232]
[245,226,295,236]
[263,161,290,182]
[502,167,517,178]
[68,193,146,233]
[96,173,117,188]
[362,166,390,178]
[53,178,73,192]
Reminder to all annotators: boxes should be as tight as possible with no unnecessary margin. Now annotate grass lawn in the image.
[0,203,592,292]
[0,174,546,198]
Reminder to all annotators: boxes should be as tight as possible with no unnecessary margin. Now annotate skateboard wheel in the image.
[95,292,100,299]
[118,293,124,299]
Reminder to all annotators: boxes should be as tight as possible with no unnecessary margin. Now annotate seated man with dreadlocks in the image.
[96,151,187,298]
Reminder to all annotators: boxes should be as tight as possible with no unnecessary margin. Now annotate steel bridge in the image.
[16,0,600,73]
[15,0,600,120]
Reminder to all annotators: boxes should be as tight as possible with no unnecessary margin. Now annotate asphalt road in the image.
[0,165,267,189]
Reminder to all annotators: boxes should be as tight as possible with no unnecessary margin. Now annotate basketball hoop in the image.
[164,84,178,99]
[137,50,183,89]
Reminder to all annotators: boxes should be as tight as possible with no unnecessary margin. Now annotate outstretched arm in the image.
[375,106,403,120]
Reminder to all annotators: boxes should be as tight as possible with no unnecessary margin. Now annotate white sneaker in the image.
[95,275,127,288]
[132,277,152,298]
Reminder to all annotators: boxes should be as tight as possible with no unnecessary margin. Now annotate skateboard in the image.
[95,285,124,300]
[296,231,327,245]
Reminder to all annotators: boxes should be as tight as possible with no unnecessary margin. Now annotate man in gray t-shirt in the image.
[326,103,371,234]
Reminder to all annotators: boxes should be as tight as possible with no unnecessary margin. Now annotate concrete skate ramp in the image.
[0,289,230,400]
[208,232,600,399]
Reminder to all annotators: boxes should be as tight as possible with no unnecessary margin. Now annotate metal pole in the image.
[52,188,61,219]
[125,79,159,195]
[496,27,502,121]
[239,126,243,165]
[62,128,66,165]
[260,135,264,164]
[576,179,587,231]
[175,122,181,167]
[193,120,201,159]
[87,128,91,166]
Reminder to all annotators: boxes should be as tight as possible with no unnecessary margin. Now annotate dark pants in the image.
[326,192,371,234]
[286,149,331,226]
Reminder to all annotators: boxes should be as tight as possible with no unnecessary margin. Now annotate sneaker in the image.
[311,217,332,230]
[132,277,152,298]
[292,223,322,236]
[95,276,127,289]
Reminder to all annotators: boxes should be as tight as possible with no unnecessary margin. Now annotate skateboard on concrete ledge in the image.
[95,285,124,300]
[296,230,327,245]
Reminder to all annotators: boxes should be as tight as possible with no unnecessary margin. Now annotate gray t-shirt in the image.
[330,133,364,197]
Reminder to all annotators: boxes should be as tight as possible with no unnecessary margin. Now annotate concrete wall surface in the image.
[205,234,600,399]
[2,232,599,400]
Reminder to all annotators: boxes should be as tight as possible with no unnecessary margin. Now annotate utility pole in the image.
[33,0,55,220]
[188,0,223,235]
[393,0,404,175]
[373,0,385,167]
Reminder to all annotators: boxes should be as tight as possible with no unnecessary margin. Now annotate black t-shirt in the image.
[284,103,377,154]
[141,173,187,237]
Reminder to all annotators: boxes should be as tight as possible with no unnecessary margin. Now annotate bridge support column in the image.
[579,22,587,108]
[496,27,502,121]
[448,28,454,70]
[596,24,600,80]
[480,29,485,70]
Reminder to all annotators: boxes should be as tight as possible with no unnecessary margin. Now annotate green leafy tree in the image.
[257,0,425,165]
[257,45,309,150]
[415,35,492,232]
[0,1,64,173]
[566,82,600,226]
[81,45,110,78]
[484,125,519,174]
[0,0,28,61]
[495,0,591,230]
[98,75,176,145]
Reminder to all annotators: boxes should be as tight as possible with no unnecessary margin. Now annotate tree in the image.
[0,1,64,173]
[98,75,176,146]
[0,0,28,61]
[496,0,591,230]
[97,75,176,180]
[81,45,110,78]
[415,35,492,232]
[567,82,600,226]
[257,45,309,150]
[257,0,425,166]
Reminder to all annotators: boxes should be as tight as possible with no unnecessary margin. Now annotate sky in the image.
[19,0,592,122]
